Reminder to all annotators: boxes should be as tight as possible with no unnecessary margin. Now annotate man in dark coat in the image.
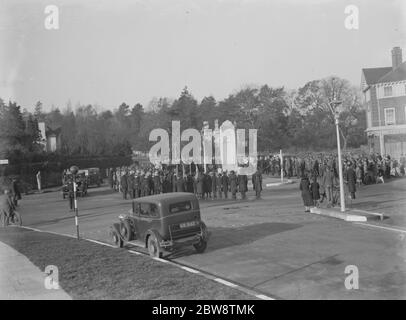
[346,163,357,199]
[237,174,248,200]
[252,170,262,199]
[300,174,313,212]
[216,172,223,199]
[196,172,204,199]
[172,173,177,193]
[186,174,195,193]
[0,189,15,226]
[211,172,217,200]
[229,171,238,200]
[11,178,21,206]
[176,175,185,192]
[221,171,229,199]
[120,172,128,199]
[153,173,161,194]
[134,172,141,198]
[205,173,212,199]
[128,173,135,199]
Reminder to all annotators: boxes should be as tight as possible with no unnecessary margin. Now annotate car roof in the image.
[134,192,196,204]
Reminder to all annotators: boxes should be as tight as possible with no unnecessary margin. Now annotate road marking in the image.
[354,222,406,234]
[20,226,76,239]
[181,266,200,274]
[256,294,275,300]
[214,278,238,287]
[153,257,169,263]
[128,250,142,255]
[86,239,116,248]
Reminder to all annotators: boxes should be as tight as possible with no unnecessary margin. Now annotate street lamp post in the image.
[70,165,80,239]
[329,101,345,213]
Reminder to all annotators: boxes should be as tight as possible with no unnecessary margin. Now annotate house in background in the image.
[361,47,406,160]
[38,122,61,152]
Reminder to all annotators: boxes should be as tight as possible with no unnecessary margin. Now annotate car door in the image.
[135,202,159,245]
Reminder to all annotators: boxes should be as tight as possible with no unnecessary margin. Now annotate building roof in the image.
[362,67,392,85]
[362,61,406,88]
[377,61,406,84]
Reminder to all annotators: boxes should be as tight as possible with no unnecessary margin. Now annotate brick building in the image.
[361,47,406,160]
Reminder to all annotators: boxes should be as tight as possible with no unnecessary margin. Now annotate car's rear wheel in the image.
[193,239,207,253]
[111,229,123,248]
[147,234,162,258]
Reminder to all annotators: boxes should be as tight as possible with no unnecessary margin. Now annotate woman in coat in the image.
[300,173,313,212]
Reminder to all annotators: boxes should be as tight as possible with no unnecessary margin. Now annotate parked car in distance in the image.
[109,192,209,257]
[79,168,103,188]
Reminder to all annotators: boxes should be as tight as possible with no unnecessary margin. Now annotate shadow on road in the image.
[166,222,302,259]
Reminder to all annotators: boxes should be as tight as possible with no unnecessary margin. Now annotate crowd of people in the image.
[107,163,264,201]
[261,152,406,212]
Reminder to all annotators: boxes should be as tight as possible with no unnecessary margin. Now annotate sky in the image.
[0,0,405,112]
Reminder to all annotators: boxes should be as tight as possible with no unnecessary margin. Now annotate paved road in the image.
[14,177,406,299]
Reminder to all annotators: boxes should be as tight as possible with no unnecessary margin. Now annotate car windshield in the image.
[169,201,192,214]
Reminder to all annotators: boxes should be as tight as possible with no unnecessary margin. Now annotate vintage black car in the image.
[109,193,209,257]
[61,173,88,199]
[80,168,103,187]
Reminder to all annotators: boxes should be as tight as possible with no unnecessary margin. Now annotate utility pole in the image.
[328,100,345,212]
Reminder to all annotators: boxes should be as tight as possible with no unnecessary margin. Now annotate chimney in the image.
[391,47,402,69]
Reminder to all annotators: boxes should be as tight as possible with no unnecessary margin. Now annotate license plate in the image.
[180,221,197,229]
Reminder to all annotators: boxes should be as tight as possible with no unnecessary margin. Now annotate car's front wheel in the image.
[111,229,123,248]
[147,234,162,258]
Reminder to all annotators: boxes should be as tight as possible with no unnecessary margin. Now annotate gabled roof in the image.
[362,67,392,85]
[377,61,406,84]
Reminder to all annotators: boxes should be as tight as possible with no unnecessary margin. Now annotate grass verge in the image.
[0,227,254,300]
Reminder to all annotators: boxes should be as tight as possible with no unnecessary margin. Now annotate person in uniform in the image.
[346,162,357,199]
[153,172,161,194]
[120,171,128,199]
[216,172,223,199]
[196,171,204,199]
[186,174,194,193]
[229,171,238,200]
[176,174,185,192]
[128,171,135,199]
[252,169,262,199]
[211,172,217,200]
[237,173,248,200]
[221,170,229,199]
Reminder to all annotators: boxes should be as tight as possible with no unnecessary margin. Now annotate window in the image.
[169,201,192,214]
[384,108,395,125]
[138,203,159,217]
[384,86,393,97]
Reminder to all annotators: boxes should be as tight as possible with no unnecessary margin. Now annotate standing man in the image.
[120,171,128,200]
[11,178,21,206]
[252,169,263,199]
[36,171,42,193]
[211,172,217,200]
[128,171,135,199]
[346,163,357,199]
[216,172,223,199]
[237,173,248,200]
[229,171,238,200]
[323,166,335,206]
[221,170,229,199]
